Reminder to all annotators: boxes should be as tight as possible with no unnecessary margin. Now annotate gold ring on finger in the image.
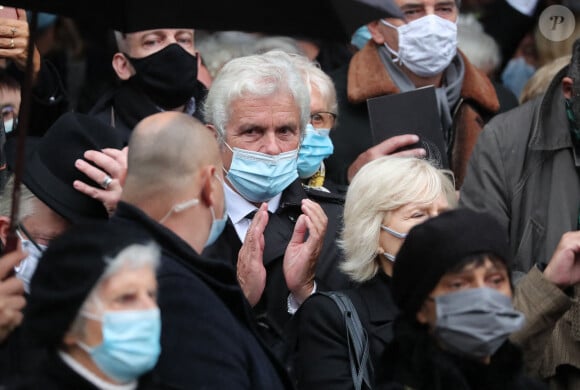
[9,38,14,49]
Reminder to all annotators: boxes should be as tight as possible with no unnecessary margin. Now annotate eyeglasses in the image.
[309,111,337,129]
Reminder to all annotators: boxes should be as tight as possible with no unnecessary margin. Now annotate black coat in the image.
[89,80,207,143]
[110,202,293,390]
[293,271,398,390]
[203,180,351,333]
[21,352,161,390]
[375,317,548,390]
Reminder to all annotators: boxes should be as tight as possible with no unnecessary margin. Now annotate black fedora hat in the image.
[24,221,153,348]
[7,112,124,223]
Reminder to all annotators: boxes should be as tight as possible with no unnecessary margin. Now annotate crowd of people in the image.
[0,0,577,389]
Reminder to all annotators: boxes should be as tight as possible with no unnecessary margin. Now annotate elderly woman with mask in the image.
[21,222,161,389]
[375,209,546,390]
[293,156,456,390]
[288,54,339,192]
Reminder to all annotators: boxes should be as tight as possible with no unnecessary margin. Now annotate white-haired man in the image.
[203,51,350,354]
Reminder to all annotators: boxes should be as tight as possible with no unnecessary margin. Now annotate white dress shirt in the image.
[223,183,281,242]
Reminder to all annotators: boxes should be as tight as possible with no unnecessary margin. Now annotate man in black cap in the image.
[376,208,545,390]
[0,111,124,386]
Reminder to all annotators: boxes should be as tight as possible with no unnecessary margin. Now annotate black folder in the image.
[367,85,449,169]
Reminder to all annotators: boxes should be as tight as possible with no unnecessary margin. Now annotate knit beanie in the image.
[392,208,510,317]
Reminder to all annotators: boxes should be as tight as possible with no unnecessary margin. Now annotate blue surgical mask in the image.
[225,144,298,202]
[205,206,227,247]
[297,125,334,179]
[501,57,536,98]
[79,308,161,383]
[351,25,372,50]
[15,229,47,293]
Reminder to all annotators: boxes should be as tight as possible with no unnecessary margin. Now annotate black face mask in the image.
[126,43,198,110]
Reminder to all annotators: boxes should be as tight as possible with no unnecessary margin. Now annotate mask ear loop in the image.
[17,223,43,252]
[379,19,402,63]
[159,198,200,223]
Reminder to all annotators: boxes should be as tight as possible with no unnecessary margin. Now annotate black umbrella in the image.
[0,0,404,257]
[0,0,403,41]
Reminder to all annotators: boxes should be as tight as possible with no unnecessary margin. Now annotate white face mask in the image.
[15,230,47,293]
[381,14,457,78]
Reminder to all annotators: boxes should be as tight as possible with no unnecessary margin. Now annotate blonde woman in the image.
[294,156,456,390]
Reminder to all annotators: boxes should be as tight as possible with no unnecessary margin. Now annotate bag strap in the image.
[319,291,373,390]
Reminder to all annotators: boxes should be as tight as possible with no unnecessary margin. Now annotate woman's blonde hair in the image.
[339,156,456,283]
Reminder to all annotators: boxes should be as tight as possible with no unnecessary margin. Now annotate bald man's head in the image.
[123,112,221,203]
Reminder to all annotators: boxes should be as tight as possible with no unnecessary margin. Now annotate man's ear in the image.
[415,302,430,325]
[112,52,135,81]
[205,124,220,141]
[562,76,574,99]
[199,165,217,209]
[367,21,386,45]
[0,216,12,250]
[62,329,79,347]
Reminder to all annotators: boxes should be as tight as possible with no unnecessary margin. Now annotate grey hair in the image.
[251,36,305,56]
[457,14,501,74]
[68,242,161,336]
[339,157,457,283]
[203,50,311,145]
[0,175,38,223]
[195,30,258,78]
[287,53,338,118]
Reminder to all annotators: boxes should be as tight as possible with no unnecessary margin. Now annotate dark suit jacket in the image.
[110,202,293,390]
[203,180,351,349]
[293,271,398,390]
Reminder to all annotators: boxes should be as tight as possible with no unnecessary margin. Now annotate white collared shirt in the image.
[58,351,137,390]
[223,183,281,242]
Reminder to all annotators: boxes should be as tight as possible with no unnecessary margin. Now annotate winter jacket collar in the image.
[529,65,574,152]
[346,41,499,114]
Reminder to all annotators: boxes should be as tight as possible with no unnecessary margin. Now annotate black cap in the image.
[7,112,124,223]
[24,221,151,348]
[392,208,510,317]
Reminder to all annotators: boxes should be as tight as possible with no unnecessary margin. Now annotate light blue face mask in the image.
[351,25,372,50]
[79,308,161,383]
[205,206,227,247]
[225,144,298,203]
[297,125,334,179]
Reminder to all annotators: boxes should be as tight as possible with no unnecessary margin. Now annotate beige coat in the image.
[511,267,579,390]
